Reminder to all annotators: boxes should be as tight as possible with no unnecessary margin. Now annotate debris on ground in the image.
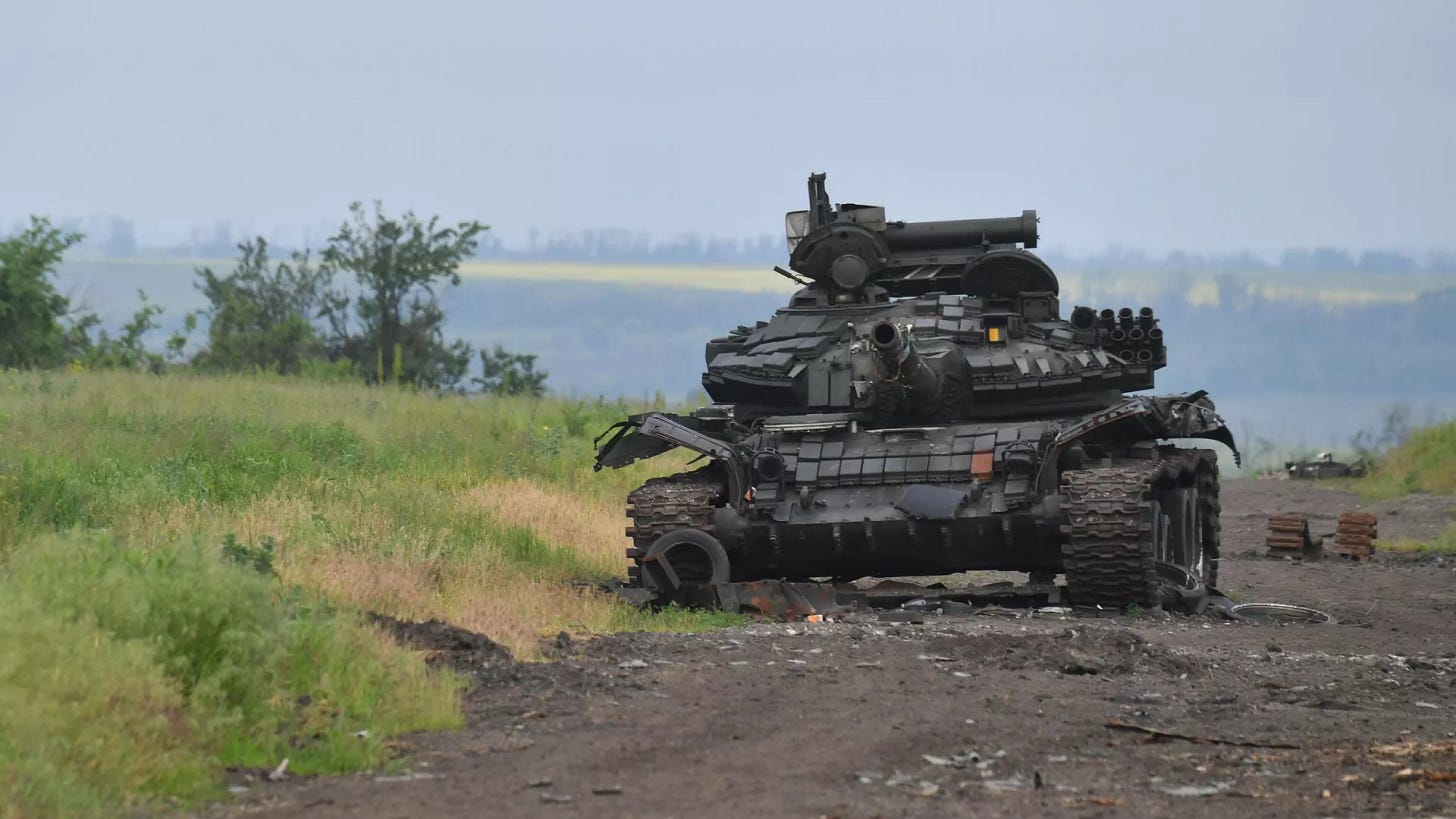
[368,613,512,674]
[1228,602,1336,625]
[1265,513,1319,557]
[1104,720,1300,749]
[1333,511,1378,560]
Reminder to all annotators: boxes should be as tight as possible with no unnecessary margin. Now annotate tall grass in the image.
[0,369,734,815]
[0,533,461,816]
[1361,419,1456,498]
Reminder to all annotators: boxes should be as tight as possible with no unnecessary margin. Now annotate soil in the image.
[218,479,1456,818]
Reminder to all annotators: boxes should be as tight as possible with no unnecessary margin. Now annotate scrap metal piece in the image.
[1228,603,1335,625]
[706,580,844,618]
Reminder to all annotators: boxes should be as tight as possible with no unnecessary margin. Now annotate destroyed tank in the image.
[595,173,1239,611]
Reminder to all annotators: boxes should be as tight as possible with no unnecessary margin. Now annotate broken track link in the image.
[1060,449,1219,608]
[624,466,724,587]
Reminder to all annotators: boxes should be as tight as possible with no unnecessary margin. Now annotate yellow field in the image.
[62,255,1448,306]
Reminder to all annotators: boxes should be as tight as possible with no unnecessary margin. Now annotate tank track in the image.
[1060,449,1219,608]
[624,466,723,587]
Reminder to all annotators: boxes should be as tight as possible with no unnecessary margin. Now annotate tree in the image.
[0,217,84,368]
[67,292,171,372]
[102,216,137,257]
[321,201,485,390]
[193,237,332,374]
[474,345,548,396]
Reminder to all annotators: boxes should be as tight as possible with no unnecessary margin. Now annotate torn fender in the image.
[1054,392,1241,466]
[593,413,741,470]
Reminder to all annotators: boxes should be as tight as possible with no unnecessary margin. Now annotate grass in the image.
[0,369,740,816]
[1380,524,1456,555]
[1360,419,1456,499]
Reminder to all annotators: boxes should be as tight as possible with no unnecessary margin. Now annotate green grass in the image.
[1360,419,1456,499]
[0,369,742,816]
[0,532,461,817]
[1381,523,1456,555]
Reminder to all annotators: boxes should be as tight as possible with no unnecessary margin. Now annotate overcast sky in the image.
[3,0,1453,253]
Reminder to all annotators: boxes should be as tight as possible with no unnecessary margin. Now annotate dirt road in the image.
[222,480,1456,818]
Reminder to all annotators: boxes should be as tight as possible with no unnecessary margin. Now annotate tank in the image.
[1285,452,1368,480]
[595,173,1240,611]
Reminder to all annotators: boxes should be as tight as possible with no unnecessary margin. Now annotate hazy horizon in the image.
[4,1,1455,255]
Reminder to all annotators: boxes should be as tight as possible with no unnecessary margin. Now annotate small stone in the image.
[913,780,941,797]
[528,778,553,788]
[539,793,574,804]
[617,659,649,669]
[591,785,623,795]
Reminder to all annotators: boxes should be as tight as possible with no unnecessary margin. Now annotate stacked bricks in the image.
[1266,513,1316,556]
[1332,511,1378,560]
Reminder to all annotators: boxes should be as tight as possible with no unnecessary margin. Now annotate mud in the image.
[217,479,1456,818]
[367,613,512,675]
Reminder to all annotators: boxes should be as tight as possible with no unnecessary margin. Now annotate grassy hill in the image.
[1362,418,1456,499]
[0,370,726,815]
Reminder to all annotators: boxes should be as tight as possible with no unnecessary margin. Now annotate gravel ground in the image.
[217,479,1456,819]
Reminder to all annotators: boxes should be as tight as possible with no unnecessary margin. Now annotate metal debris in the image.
[1229,603,1335,625]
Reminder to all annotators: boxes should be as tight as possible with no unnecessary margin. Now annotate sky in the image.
[3,0,1454,253]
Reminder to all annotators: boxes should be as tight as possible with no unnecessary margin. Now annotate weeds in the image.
[1360,418,1456,498]
[0,370,719,813]
[1380,524,1456,555]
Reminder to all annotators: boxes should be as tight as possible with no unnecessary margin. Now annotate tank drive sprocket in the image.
[1060,449,1220,608]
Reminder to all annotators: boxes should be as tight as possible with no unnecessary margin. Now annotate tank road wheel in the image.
[624,466,725,595]
[640,528,731,605]
[1060,449,1220,610]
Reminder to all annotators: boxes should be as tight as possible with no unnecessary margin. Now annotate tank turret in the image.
[702,174,1164,423]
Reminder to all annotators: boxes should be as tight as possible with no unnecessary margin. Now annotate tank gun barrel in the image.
[870,321,942,413]
[881,212,1039,252]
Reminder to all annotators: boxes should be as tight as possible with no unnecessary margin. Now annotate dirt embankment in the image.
[220,480,1456,818]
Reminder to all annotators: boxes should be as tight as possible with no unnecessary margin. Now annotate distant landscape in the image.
[54,252,1456,469]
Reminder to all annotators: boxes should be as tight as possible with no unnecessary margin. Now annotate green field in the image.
[0,370,732,816]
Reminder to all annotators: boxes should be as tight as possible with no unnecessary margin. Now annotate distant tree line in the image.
[20,213,1456,274]
[0,205,548,395]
